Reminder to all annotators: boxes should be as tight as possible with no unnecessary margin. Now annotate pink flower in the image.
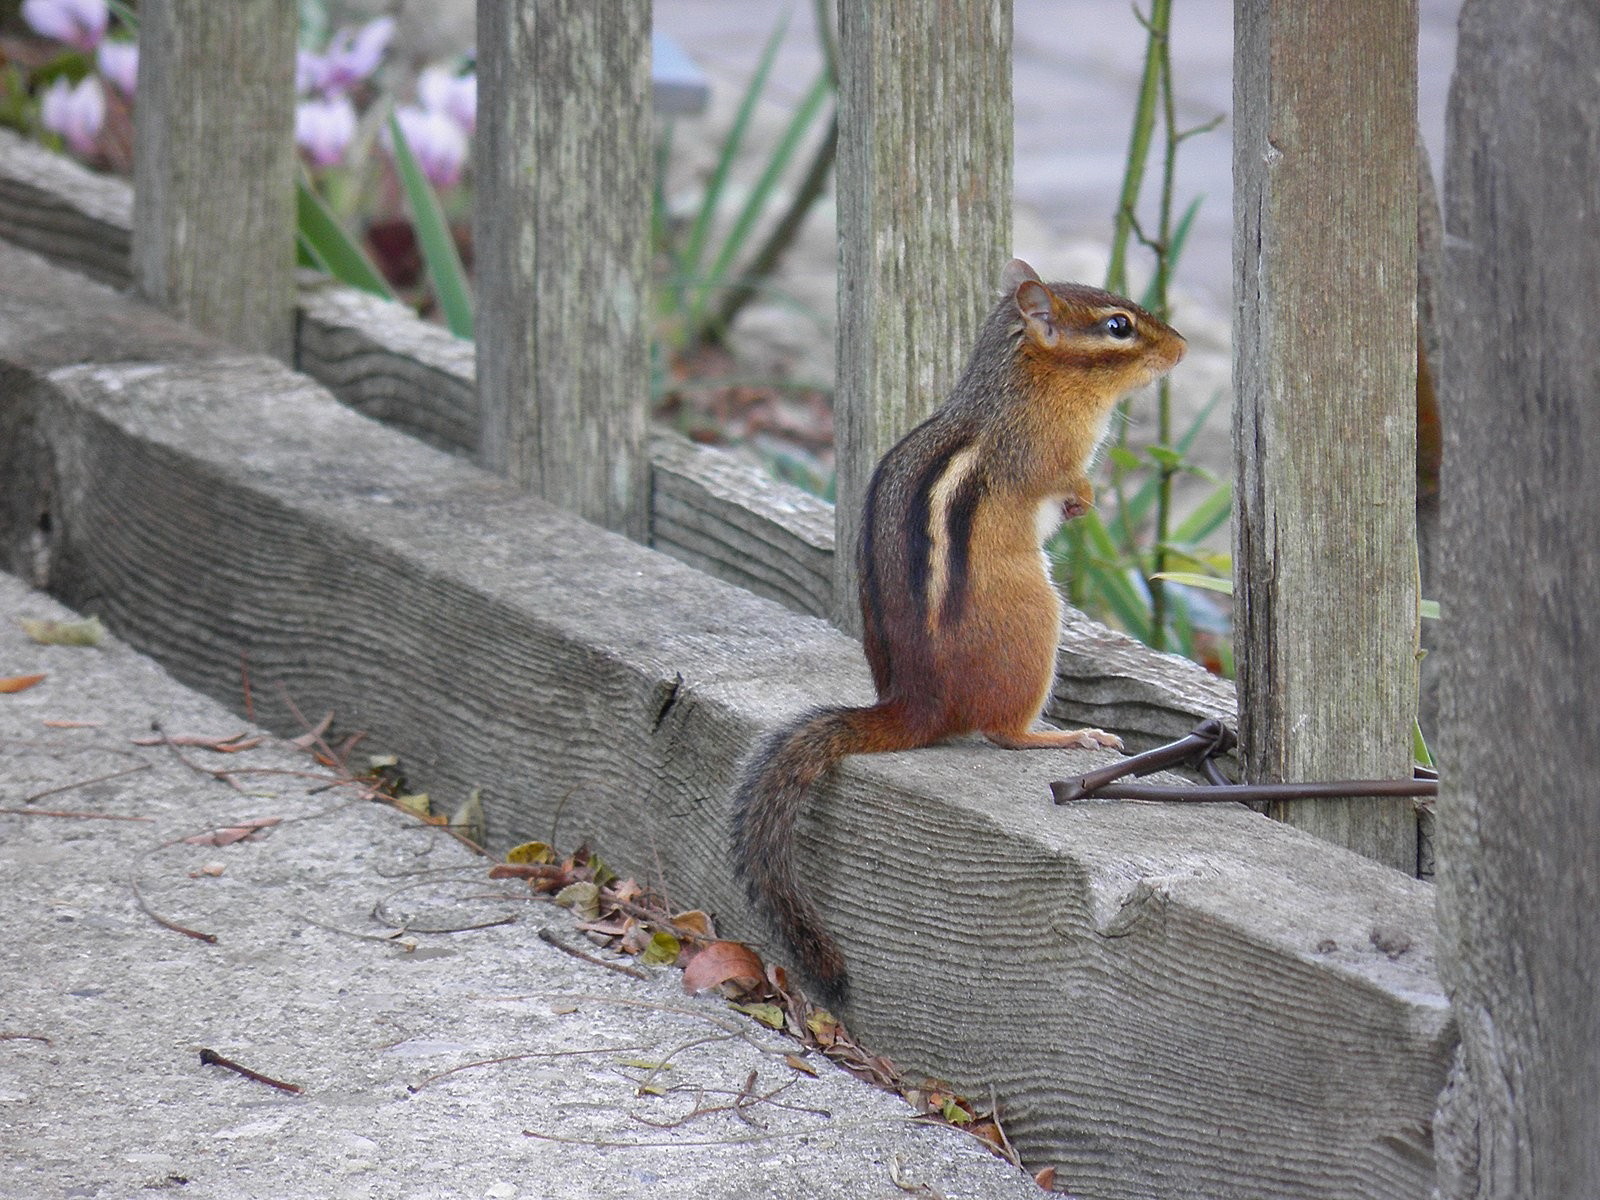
[295,95,358,169]
[39,75,105,157]
[417,66,476,135]
[385,105,467,189]
[95,39,138,98]
[300,16,394,97]
[21,0,107,52]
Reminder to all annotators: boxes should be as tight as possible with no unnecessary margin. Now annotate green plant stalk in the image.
[1147,3,1179,651]
[697,109,838,346]
[387,113,473,339]
[679,15,790,313]
[1103,0,1169,298]
[1103,0,1170,570]
[296,172,396,300]
[688,66,832,337]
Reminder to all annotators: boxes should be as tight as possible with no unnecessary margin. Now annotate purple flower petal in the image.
[295,95,358,169]
[21,0,107,52]
[96,39,138,98]
[385,104,468,190]
[418,66,476,135]
[319,16,395,95]
[40,75,105,157]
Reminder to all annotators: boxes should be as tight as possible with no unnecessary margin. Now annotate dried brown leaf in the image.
[181,817,281,847]
[669,909,715,938]
[681,940,765,994]
[784,1053,818,1077]
[288,712,334,749]
[131,732,262,752]
[0,673,46,694]
[488,862,568,882]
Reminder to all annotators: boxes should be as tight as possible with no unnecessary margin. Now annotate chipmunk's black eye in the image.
[1101,313,1135,339]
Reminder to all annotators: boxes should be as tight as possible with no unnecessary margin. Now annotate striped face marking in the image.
[923,443,983,629]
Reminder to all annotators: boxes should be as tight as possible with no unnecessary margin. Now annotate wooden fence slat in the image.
[832,0,1013,630]
[475,0,652,540]
[1231,0,1420,871]
[1434,0,1600,1192]
[131,0,297,361]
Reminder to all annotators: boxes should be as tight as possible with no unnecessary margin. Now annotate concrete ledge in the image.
[0,239,1451,1197]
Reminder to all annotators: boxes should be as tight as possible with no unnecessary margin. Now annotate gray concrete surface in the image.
[0,572,1043,1200]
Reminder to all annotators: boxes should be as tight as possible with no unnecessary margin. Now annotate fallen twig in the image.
[522,1113,925,1150]
[538,927,649,980]
[22,762,152,803]
[199,1048,302,1094]
[407,1042,652,1093]
[130,878,217,944]
[0,806,153,822]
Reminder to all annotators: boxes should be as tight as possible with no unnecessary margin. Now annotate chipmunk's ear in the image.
[1000,257,1041,294]
[1013,277,1061,348]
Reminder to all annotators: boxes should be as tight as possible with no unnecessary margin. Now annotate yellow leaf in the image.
[20,616,104,646]
[554,881,601,920]
[396,793,431,818]
[506,841,556,865]
[640,931,681,966]
[805,1009,841,1044]
[941,1097,974,1124]
[588,853,619,889]
[616,1058,670,1071]
[449,789,485,845]
[731,1003,786,1030]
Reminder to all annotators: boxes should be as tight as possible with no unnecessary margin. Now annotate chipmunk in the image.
[731,258,1186,1003]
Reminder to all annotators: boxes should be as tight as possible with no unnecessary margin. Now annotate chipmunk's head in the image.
[1001,258,1187,396]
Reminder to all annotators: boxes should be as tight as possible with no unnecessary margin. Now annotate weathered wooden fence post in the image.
[131,0,297,361]
[1231,0,1420,872]
[1433,0,1600,1193]
[832,0,1013,630]
[476,0,652,540]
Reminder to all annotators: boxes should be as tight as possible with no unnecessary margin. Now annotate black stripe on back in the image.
[939,467,984,629]
[906,442,966,628]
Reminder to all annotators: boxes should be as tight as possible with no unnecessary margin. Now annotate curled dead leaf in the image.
[669,909,714,939]
[181,817,281,847]
[395,793,431,819]
[1034,1166,1058,1190]
[805,1008,842,1047]
[681,940,765,994]
[784,1052,818,1077]
[20,616,103,646]
[640,930,681,966]
[730,1002,786,1030]
[488,862,567,881]
[554,881,601,921]
[506,841,556,865]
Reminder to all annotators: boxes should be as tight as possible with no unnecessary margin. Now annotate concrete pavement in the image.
[0,572,1044,1200]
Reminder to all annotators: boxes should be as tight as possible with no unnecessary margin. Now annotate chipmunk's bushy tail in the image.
[730,702,922,1005]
